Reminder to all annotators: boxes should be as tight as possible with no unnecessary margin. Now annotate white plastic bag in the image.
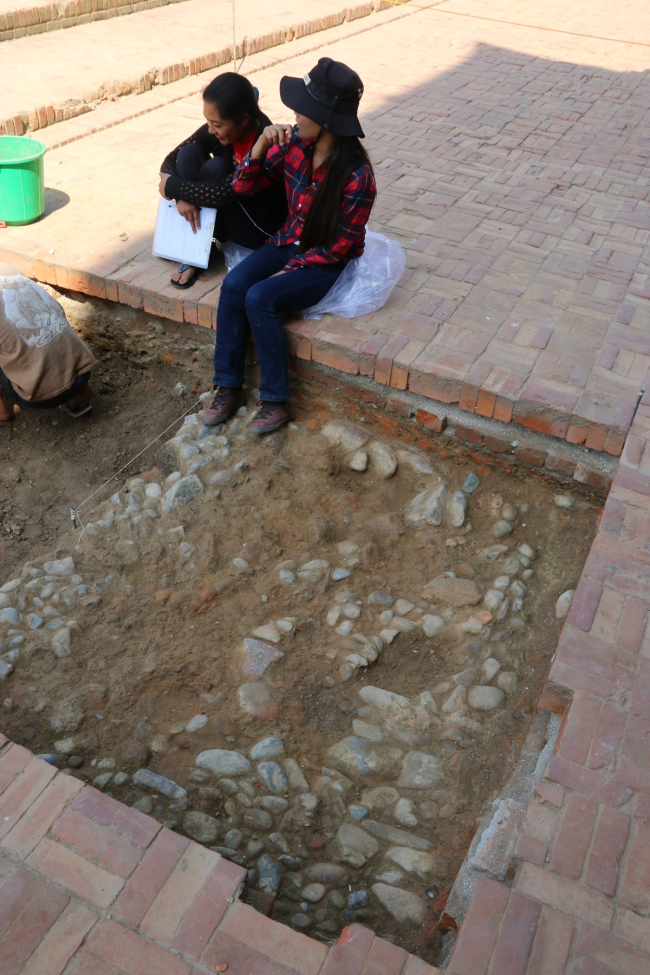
[303,231,405,320]
[222,239,254,273]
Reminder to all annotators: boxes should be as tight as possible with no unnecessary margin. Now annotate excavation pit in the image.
[0,297,600,965]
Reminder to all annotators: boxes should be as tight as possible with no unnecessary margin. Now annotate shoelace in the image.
[210,388,235,409]
[257,402,279,420]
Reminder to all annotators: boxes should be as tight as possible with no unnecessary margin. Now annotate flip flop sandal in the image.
[59,402,92,418]
[170,263,202,290]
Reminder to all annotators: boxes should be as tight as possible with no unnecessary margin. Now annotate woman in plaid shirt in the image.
[202,57,377,436]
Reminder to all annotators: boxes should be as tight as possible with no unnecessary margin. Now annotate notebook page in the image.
[152,199,217,269]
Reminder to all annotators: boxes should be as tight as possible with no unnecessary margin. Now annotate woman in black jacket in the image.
[158,73,287,289]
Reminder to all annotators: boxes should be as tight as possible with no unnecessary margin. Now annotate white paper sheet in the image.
[152,199,217,269]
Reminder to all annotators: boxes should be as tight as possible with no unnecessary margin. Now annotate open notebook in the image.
[152,199,217,268]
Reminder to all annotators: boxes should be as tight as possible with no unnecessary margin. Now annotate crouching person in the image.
[0,264,97,427]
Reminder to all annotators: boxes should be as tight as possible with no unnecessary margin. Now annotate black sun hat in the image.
[280,57,365,138]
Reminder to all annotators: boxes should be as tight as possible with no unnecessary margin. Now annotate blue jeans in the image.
[0,369,90,409]
[214,242,344,402]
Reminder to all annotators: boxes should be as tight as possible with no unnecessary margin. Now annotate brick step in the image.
[0,0,394,136]
[0,0,189,44]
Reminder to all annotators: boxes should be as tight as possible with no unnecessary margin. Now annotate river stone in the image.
[165,475,204,507]
[196,749,251,776]
[257,853,282,894]
[133,769,187,800]
[258,761,288,795]
[321,419,369,453]
[358,686,409,711]
[185,714,208,732]
[116,739,150,772]
[395,447,435,475]
[484,589,505,612]
[363,819,432,851]
[468,686,505,711]
[492,519,513,538]
[305,863,348,885]
[237,683,276,719]
[372,884,427,924]
[298,560,330,583]
[477,544,509,564]
[442,685,466,713]
[555,590,575,619]
[368,441,397,479]
[51,627,71,658]
[250,737,284,761]
[387,846,437,879]
[43,557,75,576]
[446,491,467,528]
[394,798,418,828]
[361,786,400,810]
[397,751,442,789]
[367,591,394,608]
[349,450,368,472]
[421,615,445,637]
[282,758,309,793]
[240,638,284,677]
[183,811,219,844]
[422,577,481,607]
[497,671,518,695]
[462,472,480,493]
[404,482,447,526]
[335,823,379,867]
[352,720,384,743]
[244,808,273,830]
[482,658,502,682]
[302,883,327,903]
[326,737,377,781]
[0,607,20,626]
[252,623,282,644]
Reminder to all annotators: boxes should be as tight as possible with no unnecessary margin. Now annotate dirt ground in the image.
[0,292,601,962]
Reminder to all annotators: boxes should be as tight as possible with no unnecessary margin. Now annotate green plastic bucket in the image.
[0,136,47,225]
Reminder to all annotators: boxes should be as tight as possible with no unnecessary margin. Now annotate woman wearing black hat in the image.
[202,57,377,435]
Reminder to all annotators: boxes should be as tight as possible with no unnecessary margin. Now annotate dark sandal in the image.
[170,263,202,290]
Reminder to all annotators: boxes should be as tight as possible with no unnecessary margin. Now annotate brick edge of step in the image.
[0,0,397,136]
[0,0,190,43]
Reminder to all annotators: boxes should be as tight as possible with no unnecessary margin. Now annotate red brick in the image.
[484,434,512,453]
[2,772,82,858]
[204,930,296,975]
[403,958,439,975]
[614,908,650,956]
[589,704,627,772]
[60,953,123,975]
[27,837,124,909]
[71,788,160,848]
[408,370,463,405]
[545,454,577,477]
[385,395,411,418]
[0,757,56,840]
[549,794,597,880]
[0,868,41,940]
[85,919,192,975]
[557,692,602,766]
[454,423,483,446]
[0,880,69,975]
[51,808,143,877]
[415,408,446,433]
[585,808,630,896]
[574,463,611,491]
[618,596,649,651]
[547,755,631,808]
[515,445,548,467]
[364,936,407,975]
[0,743,32,796]
[219,901,328,975]
[493,396,513,423]
[459,384,479,413]
[585,426,608,451]
[514,832,547,866]
[534,781,565,808]
[527,906,574,975]
[19,901,98,975]
[446,876,509,975]
[141,841,218,945]
[515,407,569,439]
[574,924,650,975]
[475,389,496,418]
[170,859,246,957]
[567,578,604,632]
[566,424,587,444]
[489,890,541,975]
[361,388,387,408]
[604,428,626,456]
[517,862,613,928]
[619,821,650,914]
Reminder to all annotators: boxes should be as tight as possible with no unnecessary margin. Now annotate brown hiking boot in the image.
[248,401,294,435]
[202,387,247,426]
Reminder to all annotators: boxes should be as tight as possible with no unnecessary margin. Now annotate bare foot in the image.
[170,266,197,287]
[60,386,92,416]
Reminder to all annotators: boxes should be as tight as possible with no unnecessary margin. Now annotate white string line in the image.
[70,397,202,518]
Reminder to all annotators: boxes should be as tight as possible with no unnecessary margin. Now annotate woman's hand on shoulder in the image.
[251,124,294,158]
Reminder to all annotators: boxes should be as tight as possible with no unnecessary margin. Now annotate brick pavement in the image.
[0,0,190,44]
[0,738,440,974]
[2,0,650,455]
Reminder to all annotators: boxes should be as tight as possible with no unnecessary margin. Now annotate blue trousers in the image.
[213,242,344,402]
[0,369,90,409]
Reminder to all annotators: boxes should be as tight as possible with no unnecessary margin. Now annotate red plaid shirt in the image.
[233,130,376,271]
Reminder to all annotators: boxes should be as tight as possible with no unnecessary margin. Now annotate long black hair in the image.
[299,135,373,252]
[202,73,260,130]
